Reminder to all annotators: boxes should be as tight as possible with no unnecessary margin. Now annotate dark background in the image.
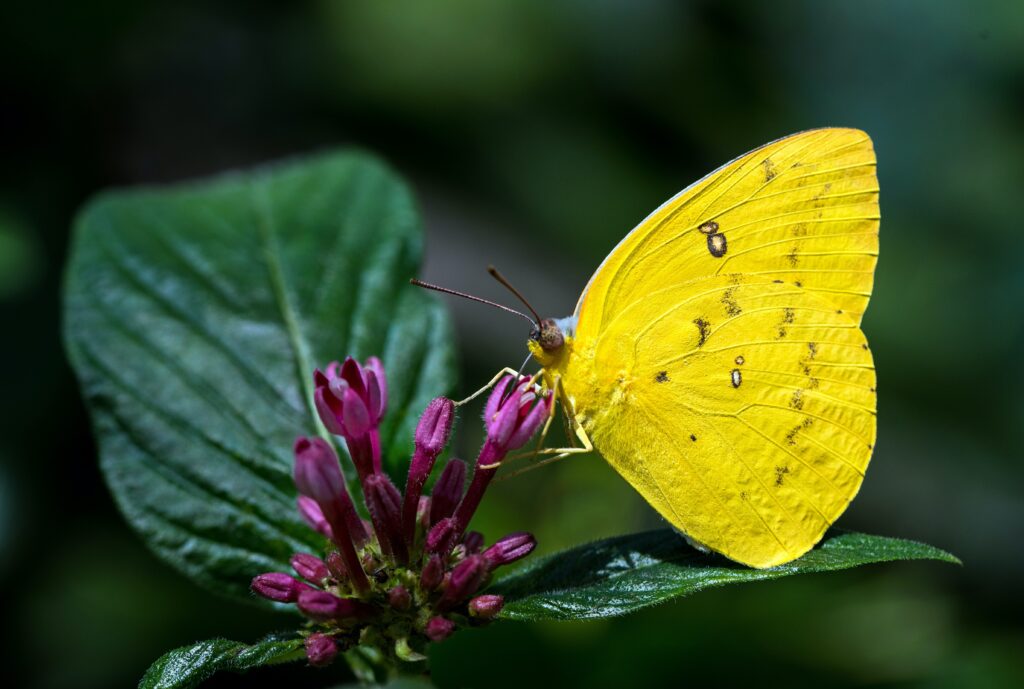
[2,1,1022,687]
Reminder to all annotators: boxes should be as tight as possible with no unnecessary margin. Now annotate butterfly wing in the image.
[562,129,879,567]
[574,128,879,333]
[567,275,875,568]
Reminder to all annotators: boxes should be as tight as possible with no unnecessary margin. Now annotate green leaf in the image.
[139,635,305,689]
[63,151,456,603]
[492,529,960,621]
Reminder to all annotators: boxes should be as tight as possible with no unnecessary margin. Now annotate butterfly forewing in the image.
[576,128,879,333]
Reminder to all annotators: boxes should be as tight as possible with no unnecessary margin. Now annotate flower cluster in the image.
[251,357,552,666]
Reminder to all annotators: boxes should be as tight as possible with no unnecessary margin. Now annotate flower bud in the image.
[426,517,457,556]
[438,555,488,610]
[403,398,456,544]
[429,459,466,525]
[293,437,345,505]
[388,585,412,611]
[291,553,329,584]
[463,531,484,554]
[425,616,456,642]
[297,496,333,539]
[304,633,338,667]
[325,551,346,580]
[414,397,455,456]
[297,589,368,621]
[483,532,537,568]
[420,554,444,591]
[251,572,305,603]
[469,594,504,619]
[364,474,408,564]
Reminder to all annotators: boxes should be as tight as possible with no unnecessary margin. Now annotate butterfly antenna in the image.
[487,265,543,326]
[409,278,537,328]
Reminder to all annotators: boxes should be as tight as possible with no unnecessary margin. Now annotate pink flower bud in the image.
[439,555,488,610]
[325,551,346,580]
[291,553,329,584]
[420,554,444,591]
[463,531,484,554]
[388,585,412,611]
[364,474,407,564]
[403,398,456,543]
[251,572,305,603]
[468,594,504,619]
[425,616,456,642]
[304,633,339,667]
[426,517,457,555]
[430,459,466,525]
[414,397,455,456]
[364,356,388,421]
[483,532,537,568]
[297,589,368,621]
[296,496,333,539]
[293,437,345,505]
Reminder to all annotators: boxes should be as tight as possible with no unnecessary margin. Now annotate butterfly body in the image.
[527,128,879,568]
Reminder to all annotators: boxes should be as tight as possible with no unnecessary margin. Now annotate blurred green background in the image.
[2,1,1022,687]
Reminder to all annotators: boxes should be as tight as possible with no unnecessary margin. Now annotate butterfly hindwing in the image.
[566,275,875,568]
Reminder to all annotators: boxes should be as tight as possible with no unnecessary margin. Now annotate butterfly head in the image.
[530,318,565,353]
[527,316,575,372]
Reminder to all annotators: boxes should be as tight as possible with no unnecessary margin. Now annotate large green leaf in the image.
[493,530,960,621]
[139,635,305,689]
[64,151,456,603]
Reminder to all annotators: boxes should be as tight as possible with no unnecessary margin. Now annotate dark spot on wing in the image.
[707,232,728,258]
[655,370,669,383]
[790,389,804,410]
[785,418,813,446]
[731,369,742,388]
[792,223,808,237]
[862,343,869,350]
[690,434,697,442]
[698,220,719,234]
[868,443,873,450]
[787,246,800,266]
[794,280,803,288]
[777,307,795,339]
[721,287,741,316]
[808,376,820,390]
[870,386,876,393]
[774,466,790,487]
[811,182,833,203]
[693,317,710,347]
[740,491,748,500]
[735,355,745,366]
[808,342,818,360]
[772,279,784,284]
[762,158,778,182]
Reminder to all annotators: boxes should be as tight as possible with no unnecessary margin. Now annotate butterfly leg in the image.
[496,378,594,480]
[454,367,524,407]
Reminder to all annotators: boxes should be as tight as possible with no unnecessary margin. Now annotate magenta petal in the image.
[342,387,371,437]
[505,391,552,451]
[365,356,387,416]
[314,389,346,435]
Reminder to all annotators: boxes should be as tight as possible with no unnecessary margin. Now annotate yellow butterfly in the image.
[425,128,879,568]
